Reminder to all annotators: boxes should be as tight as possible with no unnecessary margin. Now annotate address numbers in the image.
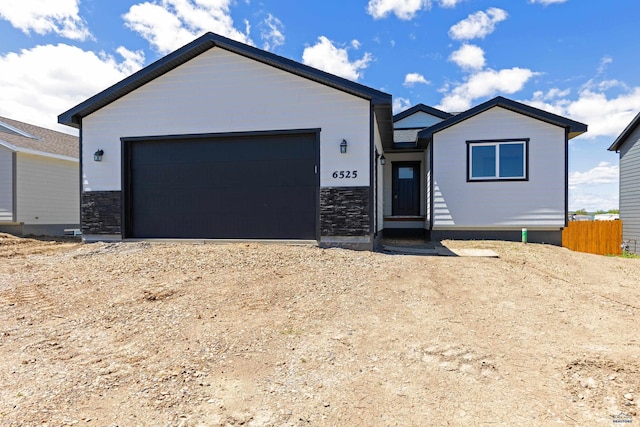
[332,170,358,179]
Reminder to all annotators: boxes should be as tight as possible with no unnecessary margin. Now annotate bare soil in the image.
[0,233,638,426]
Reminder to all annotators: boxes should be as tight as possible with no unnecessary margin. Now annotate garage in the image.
[123,130,319,239]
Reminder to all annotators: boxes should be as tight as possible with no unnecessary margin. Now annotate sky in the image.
[1,0,638,212]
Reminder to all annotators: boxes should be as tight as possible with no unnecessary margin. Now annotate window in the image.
[467,139,528,181]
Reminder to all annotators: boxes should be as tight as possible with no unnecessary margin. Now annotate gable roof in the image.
[393,103,452,124]
[417,96,588,147]
[58,32,394,145]
[0,116,78,159]
[608,111,640,152]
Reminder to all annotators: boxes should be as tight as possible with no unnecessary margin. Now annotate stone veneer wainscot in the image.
[319,187,370,237]
[81,191,121,235]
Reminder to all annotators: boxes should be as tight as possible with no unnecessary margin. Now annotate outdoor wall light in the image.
[94,149,104,162]
[340,139,348,154]
[380,154,386,165]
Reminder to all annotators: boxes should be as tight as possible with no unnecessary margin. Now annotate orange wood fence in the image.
[562,220,623,256]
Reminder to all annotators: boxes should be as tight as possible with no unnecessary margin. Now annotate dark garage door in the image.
[124,131,318,239]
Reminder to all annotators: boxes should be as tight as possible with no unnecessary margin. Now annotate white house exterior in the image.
[58,32,587,248]
[59,32,393,250]
[416,97,587,244]
[0,117,79,236]
[608,112,640,254]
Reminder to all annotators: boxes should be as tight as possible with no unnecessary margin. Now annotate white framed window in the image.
[467,139,528,181]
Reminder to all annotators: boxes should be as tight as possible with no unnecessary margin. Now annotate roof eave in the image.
[416,96,588,144]
[393,103,453,123]
[608,111,640,151]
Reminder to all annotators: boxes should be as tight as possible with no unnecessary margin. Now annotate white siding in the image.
[0,146,13,221]
[395,111,445,129]
[82,47,371,191]
[432,107,566,229]
[15,153,79,224]
[619,127,640,253]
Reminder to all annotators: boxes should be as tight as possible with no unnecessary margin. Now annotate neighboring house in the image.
[0,117,79,236]
[58,32,587,249]
[608,112,640,254]
[593,214,619,221]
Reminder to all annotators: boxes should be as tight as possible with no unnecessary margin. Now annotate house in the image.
[608,112,640,254]
[59,32,393,250]
[58,31,586,249]
[0,117,79,236]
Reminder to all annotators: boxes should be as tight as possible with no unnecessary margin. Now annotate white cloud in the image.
[527,86,640,139]
[393,97,412,114]
[367,0,431,20]
[0,0,91,41]
[569,190,618,212]
[569,162,619,186]
[0,44,145,133]
[403,73,430,87]
[438,67,537,111]
[439,0,462,7]
[532,88,571,101]
[568,163,619,212]
[261,13,284,51]
[448,8,508,40]
[529,0,568,5]
[596,80,623,91]
[449,43,485,70]
[302,36,372,81]
[597,56,613,74]
[123,0,251,55]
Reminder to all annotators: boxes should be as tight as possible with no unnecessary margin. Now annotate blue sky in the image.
[1,0,638,211]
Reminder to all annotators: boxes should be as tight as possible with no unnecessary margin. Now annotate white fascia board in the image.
[0,139,78,162]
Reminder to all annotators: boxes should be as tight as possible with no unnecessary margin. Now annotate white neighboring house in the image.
[593,214,619,221]
[0,117,79,236]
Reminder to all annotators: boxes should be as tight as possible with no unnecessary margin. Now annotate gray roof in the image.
[58,32,394,146]
[417,96,588,147]
[394,128,420,143]
[608,111,640,151]
[0,116,78,158]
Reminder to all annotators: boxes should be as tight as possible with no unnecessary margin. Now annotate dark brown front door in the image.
[392,162,420,216]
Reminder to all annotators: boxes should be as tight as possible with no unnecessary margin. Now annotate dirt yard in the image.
[0,233,638,426]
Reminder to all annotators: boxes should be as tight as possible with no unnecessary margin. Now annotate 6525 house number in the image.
[332,170,358,179]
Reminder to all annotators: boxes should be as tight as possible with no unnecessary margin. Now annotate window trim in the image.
[466,138,529,182]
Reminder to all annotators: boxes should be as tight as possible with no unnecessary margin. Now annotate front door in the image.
[392,162,420,216]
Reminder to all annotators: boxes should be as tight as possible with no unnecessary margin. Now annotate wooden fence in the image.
[562,220,623,256]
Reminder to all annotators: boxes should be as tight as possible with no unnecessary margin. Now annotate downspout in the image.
[564,127,569,228]
[369,104,375,244]
[78,119,83,237]
[12,151,17,222]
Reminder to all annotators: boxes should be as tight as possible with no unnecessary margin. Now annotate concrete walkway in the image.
[380,239,499,257]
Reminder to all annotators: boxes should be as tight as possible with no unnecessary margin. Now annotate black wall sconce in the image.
[94,149,104,162]
[340,139,348,154]
[380,154,386,165]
